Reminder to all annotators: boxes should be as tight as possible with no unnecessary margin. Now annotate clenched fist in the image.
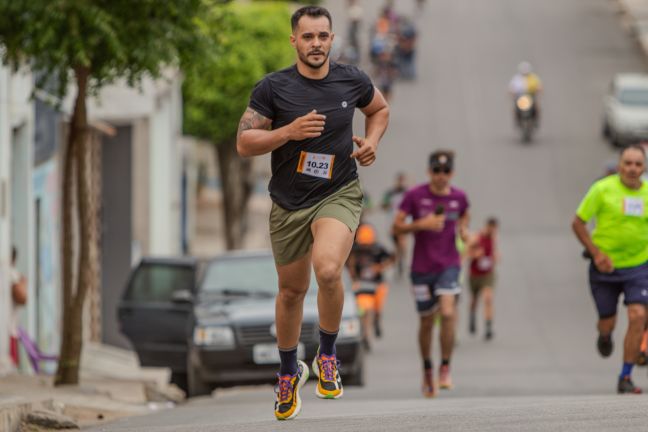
[288,110,326,141]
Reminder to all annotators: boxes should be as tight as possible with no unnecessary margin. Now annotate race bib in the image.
[624,197,644,217]
[297,151,335,180]
[477,257,493,271]
[412,284,432,301]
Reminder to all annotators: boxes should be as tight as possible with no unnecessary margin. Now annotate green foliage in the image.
[183,2,295,145]
[0,0,206,98]
[252,0,322,4]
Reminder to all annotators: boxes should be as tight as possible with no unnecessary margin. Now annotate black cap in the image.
[429,151,454,170]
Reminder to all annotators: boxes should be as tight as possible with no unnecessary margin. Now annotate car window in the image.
[618,88,648,106]
[125,263,194,302]
[202,255,351,296]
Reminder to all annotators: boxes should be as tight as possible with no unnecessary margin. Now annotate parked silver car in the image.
[602,73,648,146]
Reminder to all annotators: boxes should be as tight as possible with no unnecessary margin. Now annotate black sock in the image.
[423,359,433,370]
[486,320,493,332]
[279,346,298,376]
[441,359,450,367]
[319,327,338,356]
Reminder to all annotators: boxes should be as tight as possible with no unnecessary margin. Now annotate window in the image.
[125,264,194,302]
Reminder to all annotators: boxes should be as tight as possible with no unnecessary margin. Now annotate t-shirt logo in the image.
[624,197,644,217]
[341,101,348,108]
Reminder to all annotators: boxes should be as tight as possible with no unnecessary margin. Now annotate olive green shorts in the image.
[269,179,364,266]
[469,272,496,295]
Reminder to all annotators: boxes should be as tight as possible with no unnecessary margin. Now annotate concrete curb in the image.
[0,398,58,432]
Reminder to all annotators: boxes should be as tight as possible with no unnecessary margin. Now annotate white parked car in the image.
[602,73,648,146]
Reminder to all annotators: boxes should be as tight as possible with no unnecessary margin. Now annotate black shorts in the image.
[410,267,461,315]
[589,262,648,319]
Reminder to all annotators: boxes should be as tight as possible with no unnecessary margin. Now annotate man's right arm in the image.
[236,108,288,157]
[572,215,613,273]
[236,108,327,158]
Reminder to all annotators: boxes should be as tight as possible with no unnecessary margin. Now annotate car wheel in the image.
[343,348,365,387]
[344,362,365,387]
[602,120,611,138]
[170,372,188,395]
[610,130,623,148]
[187,352,213,397]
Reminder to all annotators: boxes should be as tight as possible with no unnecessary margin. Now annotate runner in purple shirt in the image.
[393,150,470,397]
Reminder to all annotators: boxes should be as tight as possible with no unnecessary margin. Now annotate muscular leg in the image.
[275,251,312,349]
[439,294,456,361]
[311,218,355,333]
[624,305,646,363]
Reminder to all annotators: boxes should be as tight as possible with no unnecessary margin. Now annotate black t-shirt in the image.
[249,62,375,210]
[351,243,392,284]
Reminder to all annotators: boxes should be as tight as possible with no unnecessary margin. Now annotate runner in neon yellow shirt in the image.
[572,144,648,394]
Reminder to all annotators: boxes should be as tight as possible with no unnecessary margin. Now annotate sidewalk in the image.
[0,343,183,431]
[618,0,648,58]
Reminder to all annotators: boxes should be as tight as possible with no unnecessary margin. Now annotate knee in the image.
[314,262,342,288]
[628,306,646,327]
[278,284,307,304]
[440,310,454,322]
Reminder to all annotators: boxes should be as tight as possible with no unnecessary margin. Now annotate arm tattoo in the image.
[237,108,271,138]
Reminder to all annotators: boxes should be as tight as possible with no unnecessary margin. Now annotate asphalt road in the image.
[89,0,648,430]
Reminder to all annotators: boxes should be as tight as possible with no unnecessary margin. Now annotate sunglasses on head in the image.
[432,166,452,174]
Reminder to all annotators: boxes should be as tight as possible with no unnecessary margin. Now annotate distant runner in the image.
[393,150,470,397]
[467,218,499,341]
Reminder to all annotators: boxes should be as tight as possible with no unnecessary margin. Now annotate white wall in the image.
[0,64,12,373]
[9,70,35,340]
[149,78,182,255]
[63,70,185,257]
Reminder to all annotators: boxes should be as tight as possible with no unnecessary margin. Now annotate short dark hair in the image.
[486,217,499,227]
[291,6,332,32]
[621,143,647,159]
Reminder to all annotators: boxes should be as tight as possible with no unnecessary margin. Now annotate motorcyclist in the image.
[509,61,543,126]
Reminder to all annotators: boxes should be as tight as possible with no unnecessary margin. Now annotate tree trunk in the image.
[216,140,252,250]
[55,66,91,386]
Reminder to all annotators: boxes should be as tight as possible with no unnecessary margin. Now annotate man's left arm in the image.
[351,87,390,166]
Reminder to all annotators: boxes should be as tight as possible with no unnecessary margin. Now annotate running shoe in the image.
[312,349,343,399]
[617,376,642,394]
[597,334,613,358]
[374,316,382,339]
[274,360,309,421]
[469,314,476,335]
[422,368,436,398]
[439,364,453,390]
[485,330,494,341]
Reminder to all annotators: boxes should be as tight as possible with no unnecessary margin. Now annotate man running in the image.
[236,6,389,420]
[572,144,648,394]
[468,217,499,341]
[393,150,470,397]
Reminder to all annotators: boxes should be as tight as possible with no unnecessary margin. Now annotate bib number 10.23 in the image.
[297,151,335,180]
